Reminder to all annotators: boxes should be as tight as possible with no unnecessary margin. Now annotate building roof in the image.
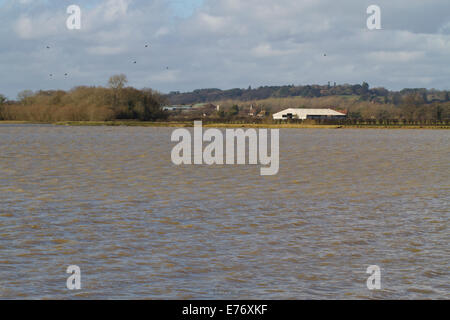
[273,108,346,118]
[163,105,192,110]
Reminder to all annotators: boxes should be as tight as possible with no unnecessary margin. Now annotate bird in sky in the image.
[64,73,68,76]
[145,44,149,48]
[133,61,137,64]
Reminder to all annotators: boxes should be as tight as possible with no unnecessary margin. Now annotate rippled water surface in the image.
[0,125,448,299]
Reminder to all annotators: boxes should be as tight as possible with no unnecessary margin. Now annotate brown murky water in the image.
[0,124,448,299]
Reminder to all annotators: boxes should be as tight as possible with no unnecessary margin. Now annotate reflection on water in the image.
[0,125,448,299]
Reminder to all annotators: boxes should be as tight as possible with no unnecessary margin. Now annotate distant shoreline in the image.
[1,120,449,129]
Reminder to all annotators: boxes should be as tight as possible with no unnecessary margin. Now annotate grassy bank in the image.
[1,120,449,129]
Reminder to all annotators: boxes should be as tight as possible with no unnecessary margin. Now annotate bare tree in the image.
[17,90,34,105]
[108,74,128,107]
[108,74,128,90]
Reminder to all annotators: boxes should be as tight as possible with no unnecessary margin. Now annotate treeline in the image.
[167,84,450,123]
[0,75,168,122]
[167,82,450,106]
[172,94,448,123]
[1,78,449,123]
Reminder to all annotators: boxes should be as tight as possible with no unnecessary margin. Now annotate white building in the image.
[272,108,347,120]
[162,105,193,111]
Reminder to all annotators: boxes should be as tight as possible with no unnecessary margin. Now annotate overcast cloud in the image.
[0,0,449,99]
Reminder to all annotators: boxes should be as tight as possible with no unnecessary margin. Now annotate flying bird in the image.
[145,44,149,48]
[133,61,137,64]
[46,46,50,49]
[64,73,68,76]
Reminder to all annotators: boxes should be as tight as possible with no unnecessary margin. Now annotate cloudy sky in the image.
[0,0,449,99]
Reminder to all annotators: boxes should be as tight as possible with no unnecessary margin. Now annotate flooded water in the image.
[0,124,448,299]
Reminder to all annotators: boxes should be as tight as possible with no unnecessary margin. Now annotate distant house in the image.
[248,105,256,117]
[248,105,267,117]
[273,108,347,120]
[257,110,268,117]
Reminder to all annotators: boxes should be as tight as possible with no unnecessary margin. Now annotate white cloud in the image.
[101,0,130,22]
[147,69,180,83]
[86,45,127,55]
[438,21,450,34]
[14,15,33,39]
[367,51,425,63]
[198,13,227,32]
[155,26,170,38]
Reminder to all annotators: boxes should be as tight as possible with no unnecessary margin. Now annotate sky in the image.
[0,0,449,99]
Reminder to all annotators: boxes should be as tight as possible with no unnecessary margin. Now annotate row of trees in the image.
[167,82,450,106]
[0,75,168,122]
[1,78,449,123]
[191,94,449,123]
